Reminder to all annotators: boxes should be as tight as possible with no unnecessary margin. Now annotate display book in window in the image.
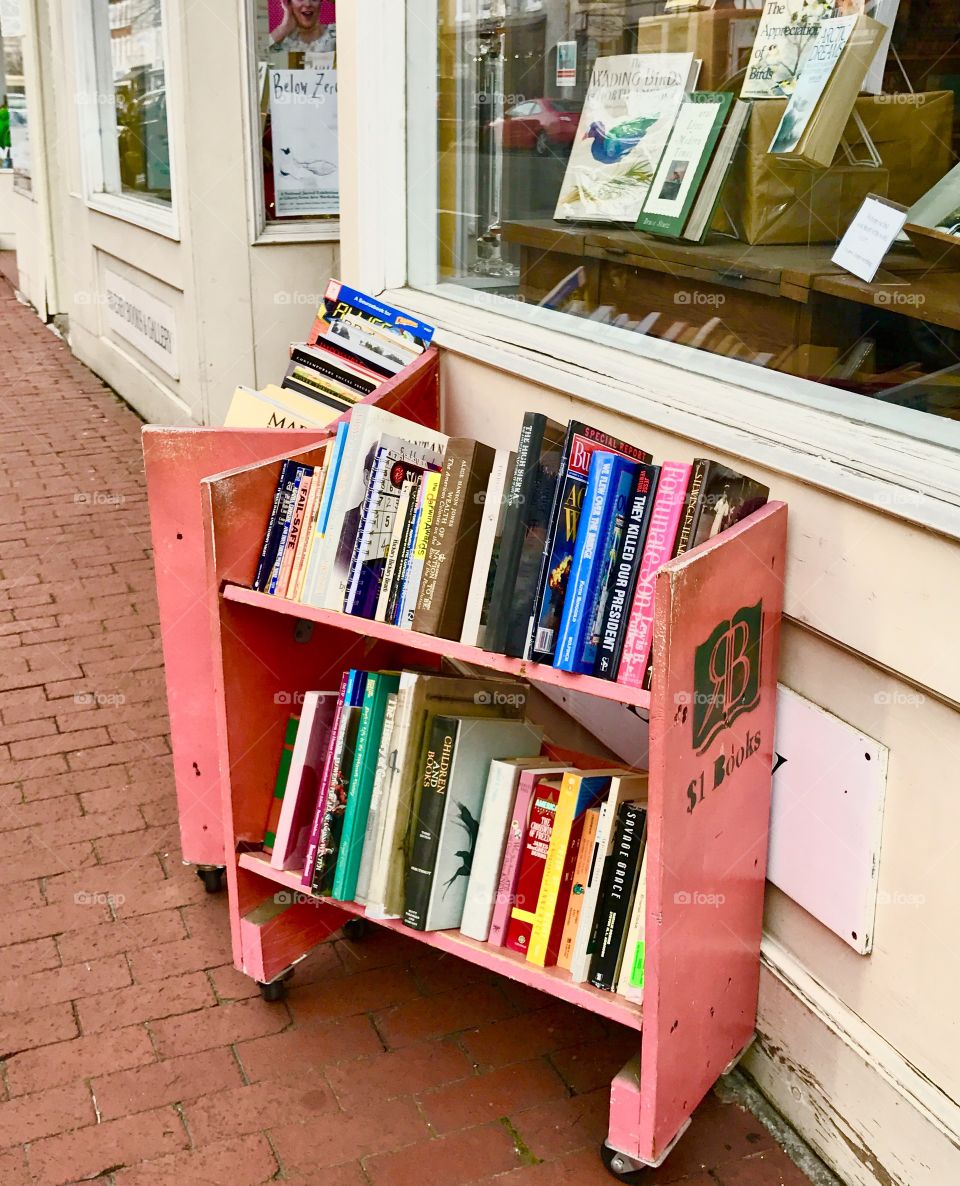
[554,52,699,224]
[903,159,960,266]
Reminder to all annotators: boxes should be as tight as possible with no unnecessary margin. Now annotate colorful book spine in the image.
[300,670,351,887]
[617,461,693,688]
[593,463,660,679]
[354,691,398,903]
[403,715,458,929]
[388,477,423,625]
[672,458,708,560]
[400,471,440,629]
[253,461,293,592]
[321,279,436,349]
[310,674,367,893]
[268,465,307,595]
[589,802,647,991]
[262,715,299,852]
[504,779,564,955]
[557,805,601,969]
[617,848,649,1002]
[276,469,314,598]
[460,448,513,648]
[554,453,627,673]
[578,462,638,673]
[527,772,611,967]
[375,477,417,622]
[288,464,325,603]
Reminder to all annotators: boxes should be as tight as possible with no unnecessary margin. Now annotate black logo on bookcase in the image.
[692,601,762,755]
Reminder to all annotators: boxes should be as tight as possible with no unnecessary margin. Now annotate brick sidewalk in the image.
[0,281,815,1186]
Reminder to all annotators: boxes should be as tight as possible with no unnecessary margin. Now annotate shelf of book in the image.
[237,850,644,1030]
[221,583,653,710]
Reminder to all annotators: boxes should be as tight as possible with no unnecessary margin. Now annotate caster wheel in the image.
[600,1142,648,1183]
[257,977,288,1003]
[342,917,370,941]
[196,866,226,894]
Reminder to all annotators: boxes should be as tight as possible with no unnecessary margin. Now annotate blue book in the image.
[267,464,307,595]
[318,422,348,537]
[323,280,435,348]
[553,453,632,673]
[579,461,638,671]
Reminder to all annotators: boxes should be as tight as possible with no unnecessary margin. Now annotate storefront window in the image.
[411,0,960,424]
[253,0,338,224]
[1,0,30,193]
[97,0,171,205]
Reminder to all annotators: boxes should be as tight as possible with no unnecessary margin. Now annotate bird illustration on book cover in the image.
[443,801,480,898]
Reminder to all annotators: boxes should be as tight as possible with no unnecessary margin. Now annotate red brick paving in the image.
[0,279,817,1185]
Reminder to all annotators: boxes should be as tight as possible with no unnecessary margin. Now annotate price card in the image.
[832,194,908,284]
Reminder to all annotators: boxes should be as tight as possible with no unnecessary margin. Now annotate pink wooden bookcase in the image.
[142,350,440,880]
[179,362,786,1174]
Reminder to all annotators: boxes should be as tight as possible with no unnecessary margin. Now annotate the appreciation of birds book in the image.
[554,53,696,224]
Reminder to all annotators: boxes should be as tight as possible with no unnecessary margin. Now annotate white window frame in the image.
[338,0,960,539]
[239,0,340,245]
[72,0,181,240]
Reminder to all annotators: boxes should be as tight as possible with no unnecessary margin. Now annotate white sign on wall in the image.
[769,686,889,955]
[269,68,339,218]
[103,269,179,379]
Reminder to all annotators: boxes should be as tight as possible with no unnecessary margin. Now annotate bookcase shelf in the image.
[146,343,786,1176]
[221,584,652,710]
[237,850,644,1030]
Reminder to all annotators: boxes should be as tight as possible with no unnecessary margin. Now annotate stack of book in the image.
[252,410,770,690]
[224,281,435,429]
[261,666,651,999]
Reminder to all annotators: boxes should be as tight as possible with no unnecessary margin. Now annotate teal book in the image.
[331,670,401,901]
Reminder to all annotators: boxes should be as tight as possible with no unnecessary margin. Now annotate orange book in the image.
[557,805,601,970]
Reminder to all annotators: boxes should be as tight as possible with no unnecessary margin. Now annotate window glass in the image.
[415,0,960,425]
[104,0,171,204]
[254,0,338,223]
[0,0,30,193]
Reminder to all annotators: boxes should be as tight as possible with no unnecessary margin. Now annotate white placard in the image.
[556,41,577,87]
[0,0,23,37]
[769,686,889,954]
[832,194,907,283]
[103,269,179,379]
[269,68,339,217]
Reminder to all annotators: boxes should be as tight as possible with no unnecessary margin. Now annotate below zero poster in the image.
[270,68,339,217]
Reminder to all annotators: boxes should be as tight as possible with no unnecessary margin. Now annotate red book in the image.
[504,778,564,955]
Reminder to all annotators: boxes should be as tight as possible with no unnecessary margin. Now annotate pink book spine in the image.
[300,671,348,886]
[618,461,692,688]
[488,770,542,947]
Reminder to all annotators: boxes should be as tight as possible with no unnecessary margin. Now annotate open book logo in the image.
[691,601,762,754]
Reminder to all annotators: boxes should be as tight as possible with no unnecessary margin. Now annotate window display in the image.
[413,0,960,423]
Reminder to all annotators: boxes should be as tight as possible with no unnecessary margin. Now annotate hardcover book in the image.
[375,476,420,623]
[530,423,650,665]
[405,717,543,932]
[557,805,601,970]
[527,771,612,967]
[413,438,496,640]
[636,92,734,238]
[486,414,566,657]
[588,801,647,991]
[224,384,343,430]
[487,763,571,946]
[682,100,752,244]
[615,461,692,688]
[460,757,556,943]
[398,471,440,629]
[354,691,399,904]
[310,674,368,894]
[687,461,769,552]
[299,669,354,888]
[262,714,299,853]
[270,691,338,870]
[740,0,824,100]
[460,448,515,649]
[555,53,697,224]
[593,463,661,680]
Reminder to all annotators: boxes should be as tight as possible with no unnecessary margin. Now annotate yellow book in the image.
[287,447,329,602]
[223,384,341,430]
[527,769,612,968]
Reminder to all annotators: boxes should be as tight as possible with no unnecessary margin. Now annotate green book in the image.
[330,671,401,900]
[635,92,734,239]
[263,714,300,851]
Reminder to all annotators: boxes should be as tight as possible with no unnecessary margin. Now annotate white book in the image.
[460,448,513,648]
[617,848,649,1002]
[270,691,337,870]
[299,404,448,611]
[375,477,417,623]
[862,0,900,95]
[459,757,553,942]
[354,692,399,906]
[568,772,648,983]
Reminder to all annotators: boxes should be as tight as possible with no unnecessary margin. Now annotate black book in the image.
[291,344,378,396]
[486,412,566,657]
[386,471,423,626]
[253,460,294,592]
[588,801,647,992]
[686,461,769,552]
[403,715,457,930]
[593,463,660,679]
[672,458,708,560]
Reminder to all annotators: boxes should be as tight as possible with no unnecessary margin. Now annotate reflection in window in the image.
[1,3,30,193]
[422,0,960,424]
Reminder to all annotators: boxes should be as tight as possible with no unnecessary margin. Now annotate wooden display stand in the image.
[148,353,787,1175]
[142,349,440,881]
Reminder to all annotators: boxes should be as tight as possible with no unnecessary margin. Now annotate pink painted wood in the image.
[144,348,440,868]
[628,501,787,1166]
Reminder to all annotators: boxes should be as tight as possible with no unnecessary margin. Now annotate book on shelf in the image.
[569,772,648,983]
[331,671,401,902]
[681,100,752,245]
[685,460,770,554]
[460,448,515,649]
[527,770,612,968]
[616,847,649,1003]
[554,52,698,224]
[267,464,310,596]
[557,804,601,970]
[262,714,299,853]
[317,279,435,353]
[275,468,315,598]
[270,691,338,871]
[904,160,960,260]
[300,670,356,888]
[223,383,343,430]
[289,341,380,399]
[636,92,734,240]
[768,13,885,169]
[460,757,559,943]
[588,800,648,991]
[740,0,825,100]
[404,716,543,931]
[529,423,651,666]
[504,776,565,956]
[486,413,566,658]
[354,690,399,904]
[281,361,362,412]
[412,438,496,640]
[397,471,441,629]
[375,475,421,624]
[320,316,415,379]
